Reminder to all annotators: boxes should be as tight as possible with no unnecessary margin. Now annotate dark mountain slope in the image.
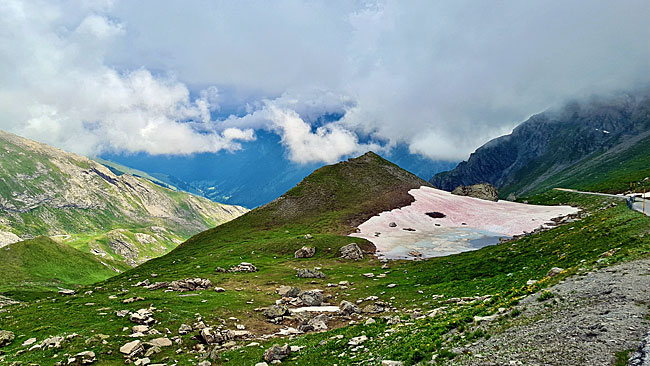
[430,91,650,198]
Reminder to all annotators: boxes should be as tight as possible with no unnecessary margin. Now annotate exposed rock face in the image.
[451,183,499,201]
[294,246,316,258]
[0,129,248,266]
[340,243,363,260]
[430,92,650,197]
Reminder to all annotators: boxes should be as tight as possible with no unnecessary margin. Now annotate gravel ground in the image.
[447,259,650,366]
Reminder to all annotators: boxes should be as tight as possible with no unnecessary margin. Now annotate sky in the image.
[0,0,648,164]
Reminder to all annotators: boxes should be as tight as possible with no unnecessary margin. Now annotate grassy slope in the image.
[0,237,128,299]
[1,154,649,365]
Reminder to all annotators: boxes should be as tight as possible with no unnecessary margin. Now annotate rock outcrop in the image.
[340,243,363,260]
[451,183,499,201]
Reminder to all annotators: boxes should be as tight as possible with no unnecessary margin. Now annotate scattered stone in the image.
[169,278,212,292]
[294,246,316,258]
[425,212,446,219]
[0,330,14,347]
[277,285,301,298]
[296,268,326,278]
[382,361,404,366]
[58,289,76,296]
[123,296,144,304]
[255,363,269,366]
[340,300,361,316]
[132,325,149,333]
[22,337,36,346]
[340,243,363,260]
[130,308,155,325]
[407,250,422,258]
[451,183,499,201]
[348,335,368,346]
[120,340,144,357]
[229,262,258,273]
[263,344,291,362]
[178,324,192,335]
[75,351,96,364]
[388,222,397,227]
[148,337,172,347]
[299,290,324,306]
[362,304,384,314]
[387,284,397,288]
[264,305,289,319]
[526,279,538,286]
[144,282,169,290]
[42,336,64,349]
[298,314,328,332]
[365,318,376,325]
[304,234,313,239]
[134,357,151,366]
[363,273,375,278]
[215,267,227,273]
[547,267,564,278]
[214,287,226,293]
[116,310,130,317]
[199,328,237,345]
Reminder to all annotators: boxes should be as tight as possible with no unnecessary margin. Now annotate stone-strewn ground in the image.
[447,259,650,366]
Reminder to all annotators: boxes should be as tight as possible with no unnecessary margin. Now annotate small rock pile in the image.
[294,246,316,258]
[228,262,258,272]
[169,278,213,292]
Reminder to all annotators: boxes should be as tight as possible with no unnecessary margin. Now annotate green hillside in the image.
[0,237,128,298]
[0,153,649,365]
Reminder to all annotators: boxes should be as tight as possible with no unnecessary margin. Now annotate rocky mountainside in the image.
[430,91,650,198]
[0,130,248,266]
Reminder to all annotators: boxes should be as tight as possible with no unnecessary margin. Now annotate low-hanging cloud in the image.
[0,0,648,163]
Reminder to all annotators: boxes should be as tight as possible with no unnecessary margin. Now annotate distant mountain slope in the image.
[430,91,650,198]
[0,237,128,295]
[0,130,248,266]
[100,131,453,208]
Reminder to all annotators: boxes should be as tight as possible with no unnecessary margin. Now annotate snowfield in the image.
[350,186,579,260]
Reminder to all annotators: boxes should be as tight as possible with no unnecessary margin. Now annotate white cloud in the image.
[0,0,648,163]
[0,0,253,157]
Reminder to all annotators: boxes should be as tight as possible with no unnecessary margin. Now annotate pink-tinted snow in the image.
[350,186,578,260]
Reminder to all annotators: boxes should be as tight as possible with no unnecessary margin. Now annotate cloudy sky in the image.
[0,0,648,163]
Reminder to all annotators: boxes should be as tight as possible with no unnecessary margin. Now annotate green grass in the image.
[1,150,650,365]
[0,237,128,300]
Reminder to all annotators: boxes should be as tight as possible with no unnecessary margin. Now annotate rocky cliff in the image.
[0,130,248,265]
[430,91,650,198]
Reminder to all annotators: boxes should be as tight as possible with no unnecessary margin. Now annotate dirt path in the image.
[446,258,650,366]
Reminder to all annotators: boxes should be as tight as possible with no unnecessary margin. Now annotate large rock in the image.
[229,262,258,272]
[0,330,14,347]
[276,285,301,298]
[451,183,499,201]
[120,340,144,357]
[263,305,288,318]
[75,351,96,364]
[298,314,328,332]
[263,344,291,362]
[547,267,564,277]
[339,300,360,316]
[129,309,155,325]
[296,268,326,278]
[340,243,363,260]
[169,278,212,292]
[294,246,316,258]
[299,290,324,306]
[199,328,235,345]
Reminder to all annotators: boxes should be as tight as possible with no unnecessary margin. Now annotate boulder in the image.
[547,267,564,278]
[169,278,212,292]
[263,344,291,362]
[276,285,301,298]
[362,304,384,314]
[148,337,172,347]
[0,330,14,347]
[199,328,235,345]
[120,340,144,357]
[294,246,316,258]
[263,305,288,318]
[340,243,363,260]
[75,351,96,364]
[451,183,499,201]
[299,290,324,306]
[296,268,326,278]
[298,314,328,332]
[229,262,258,272]
[388,222,397,227]
[130,309,155,325]
[339,300,360,316]
[178,324,192,335]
